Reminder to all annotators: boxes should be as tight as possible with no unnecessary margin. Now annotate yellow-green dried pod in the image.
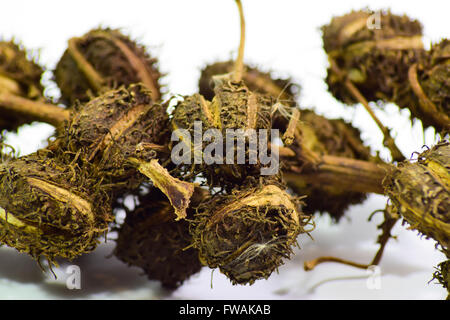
[171,81,274,189]
[383,141,450,256]
[0,150,113,262]
[114,188,204,289]
[190,180,311,285]
[62,84,170,193]
[55,28,161,106]
[323,10,426,107]
[0,41,44,132]
[199,61,297,102]
[283,109,375,221]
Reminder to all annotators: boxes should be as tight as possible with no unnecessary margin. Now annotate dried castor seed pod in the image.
[190,179,312,285]
[171,80,275,189]
[432,260,450,299]
[323,10,426,107]
[198,60,298,103]
[407,39,450,134]
[0,41,44,132]
[282,109,376,221]
[0,150,113,263]
[114,188,205,289]
[55,28,161,106]
[383,141,450,256]
[62,83,170,193]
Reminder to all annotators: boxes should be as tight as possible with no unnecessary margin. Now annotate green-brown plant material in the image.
[433,260,450,299]
[114,188,204,289]
[383,141,450,257]
[0,150,113,263]
[0,41,44,132]
[282,109,376,221]
[171,80,274,189]
[198,60,297,103]
[62,83,170,194]
[190,179,312,285]
[55,28,161,106]
[407,39,450,134]
[323,10,426,109]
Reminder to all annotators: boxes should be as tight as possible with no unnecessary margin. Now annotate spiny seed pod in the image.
[62,83,170,193]
[283,109,375,221]
[383,141,450,257]
[433,260,450,299]
[323,10,426,107]
[199,60,298,102]
[407,39,450,134]
[171,80,274,189]
[0,150,113,262]
[55,28,161,106]
[114,188,204,289]
[0,41,44,132]
[190,179,311,285]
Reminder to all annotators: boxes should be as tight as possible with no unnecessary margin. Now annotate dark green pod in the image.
[114,188,204,289]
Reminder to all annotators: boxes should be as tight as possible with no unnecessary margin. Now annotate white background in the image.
[0,0,448,299]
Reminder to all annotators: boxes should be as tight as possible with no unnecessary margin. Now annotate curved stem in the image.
[68,37,104,93]
[329,58,406,162]
[232,0,245,82]
[0,93,69,127]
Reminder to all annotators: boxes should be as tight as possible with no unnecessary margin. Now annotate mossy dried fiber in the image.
[383,141,450,256]
[0,41,44,132]
[55,28,161,106]
[190,178,312,285]
[114,188,204,289]
[171,80,274,189]
[323,10,426,108]
[62,83,170,194]
[282,109,375,221]
[198,60,298,103]
[0,149,113,263]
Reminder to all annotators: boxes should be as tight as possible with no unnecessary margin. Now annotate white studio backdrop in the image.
[0,0,448,299]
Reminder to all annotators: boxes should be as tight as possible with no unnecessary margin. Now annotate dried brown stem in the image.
[232,0,245,82]
[329,58,406,162]
[0,92,70,127]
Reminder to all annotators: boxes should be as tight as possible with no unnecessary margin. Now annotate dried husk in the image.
[190,179,311,285]
[323,10,426,107]
[55,28,161,106]
[0,150,113,263]
[171,80,274,189]
[383,141,450,257]
[198,60,297,102]
[0,41,44,132]
[62,84,170,194]
[114,188,204,289]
